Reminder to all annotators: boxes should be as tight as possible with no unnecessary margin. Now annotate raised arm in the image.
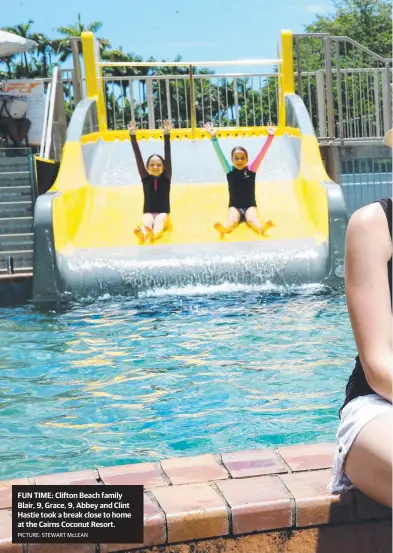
[162,119,172,180]
[204,122,231,174]
[248,126,275,173]
[128,121,149,179]
[345,202,393,402]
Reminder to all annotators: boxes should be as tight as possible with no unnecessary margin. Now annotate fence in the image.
[339,145,392,215]
[102,72,280,131]
[4,31,388,139]
[97,32,392,139]
[39,68,81,122]
[293,33,392,140]
[1,32,391,212]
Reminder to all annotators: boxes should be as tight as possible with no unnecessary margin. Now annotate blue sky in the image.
[5,0,334,64]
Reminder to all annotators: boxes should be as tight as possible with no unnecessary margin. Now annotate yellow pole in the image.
[81,32,107,131]
[279,30,295,127]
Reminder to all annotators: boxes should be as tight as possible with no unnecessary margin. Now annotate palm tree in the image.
[3,20,35,75]
[54,13,111,63]
[0,56,16,79]
[30,33,54,77]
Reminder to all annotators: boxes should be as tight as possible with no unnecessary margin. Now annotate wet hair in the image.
[146,154,165,168]
[231,146,248,159]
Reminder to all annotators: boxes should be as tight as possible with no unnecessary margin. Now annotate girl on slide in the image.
[204,122,275,237]
[128,119,172,243]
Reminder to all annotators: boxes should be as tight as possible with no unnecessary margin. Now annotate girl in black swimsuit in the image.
[205,122,275,237]
[128,120,172,243]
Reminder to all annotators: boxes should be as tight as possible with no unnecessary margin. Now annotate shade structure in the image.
[0,30,37,57]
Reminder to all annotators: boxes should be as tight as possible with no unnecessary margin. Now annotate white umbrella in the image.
[0,30,37,57]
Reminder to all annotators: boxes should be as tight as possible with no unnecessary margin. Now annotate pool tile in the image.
[34,470,100,486]
[217,475,292,534]
[98,462,167,488]
[153,483,229,543]
[221,448,288,478]
[0,478,31,510]
[160,454,228,485]
[0,509,22,552]
[101,493,166,551]
[278,443,335,472]
[354,490,392,520]
[280,469,354,527]
[29,544,95,553]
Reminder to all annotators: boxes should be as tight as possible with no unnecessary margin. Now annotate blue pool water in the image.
[0,284,356,480]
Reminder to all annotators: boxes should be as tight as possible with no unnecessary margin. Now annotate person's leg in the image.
[214,207,241,236]
[134,213,154,241]
[245,207,274,235]
[17,118,31,146]
[344,411,392,507]
[152,213,169,240]
[0,117,21,146]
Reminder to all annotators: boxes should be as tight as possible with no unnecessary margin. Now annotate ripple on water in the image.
[0,285,354,479]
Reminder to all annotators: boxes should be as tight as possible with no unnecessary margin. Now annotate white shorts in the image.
[329,393,392,494]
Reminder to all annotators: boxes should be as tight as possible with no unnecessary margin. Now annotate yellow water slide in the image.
[32,31,347,303]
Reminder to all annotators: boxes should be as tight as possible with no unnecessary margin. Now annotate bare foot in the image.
[134,226,145,242]
[214,222,227,237]
[259,220,274,236]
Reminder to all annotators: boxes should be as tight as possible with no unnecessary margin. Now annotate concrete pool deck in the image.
[0,442,391,553]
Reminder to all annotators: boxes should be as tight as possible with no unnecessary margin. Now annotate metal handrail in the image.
[97,59,281,68]
[329,36,392,64]
[294,32,392,64]
[43,67,59,159]
[39,82,51,158]
[296,67,393,76]
[101,72,278,81]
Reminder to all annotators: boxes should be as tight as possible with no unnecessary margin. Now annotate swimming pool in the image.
[0,284,355,480]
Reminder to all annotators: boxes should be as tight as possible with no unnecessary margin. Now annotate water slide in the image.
[32,94,347,303]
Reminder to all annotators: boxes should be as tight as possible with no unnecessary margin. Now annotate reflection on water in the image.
[0,285,355,479]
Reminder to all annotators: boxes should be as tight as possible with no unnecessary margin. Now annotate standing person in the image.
[329,131,393,507]
[128,119,172,243]
[204,123,275,237]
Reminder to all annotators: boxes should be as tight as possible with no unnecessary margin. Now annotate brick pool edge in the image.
[0,442,391,553]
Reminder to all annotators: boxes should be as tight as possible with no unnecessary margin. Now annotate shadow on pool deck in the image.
[314,493,392,553]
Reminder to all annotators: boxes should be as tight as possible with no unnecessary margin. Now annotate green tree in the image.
[305,0,392,57]
[54,13,111,62]
[30,33,54,77]
[297,0,392,135]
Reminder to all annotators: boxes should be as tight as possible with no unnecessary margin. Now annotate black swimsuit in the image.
[131,134,172,214]
[340,198,392,414]
[227,168,257,210]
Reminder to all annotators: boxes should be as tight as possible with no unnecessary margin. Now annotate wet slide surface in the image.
[33,94,347,301]
[33,124,340,301]
[60,133,322,253]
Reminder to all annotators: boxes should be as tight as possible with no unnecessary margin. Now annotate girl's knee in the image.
[156,213,168,224]
[245,207,258,221]
[229,212,240,224]
[142,214,154,228]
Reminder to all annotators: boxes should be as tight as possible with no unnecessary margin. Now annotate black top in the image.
[340,198,392,414]
[130,134,172,214]
[227,168,257,210]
